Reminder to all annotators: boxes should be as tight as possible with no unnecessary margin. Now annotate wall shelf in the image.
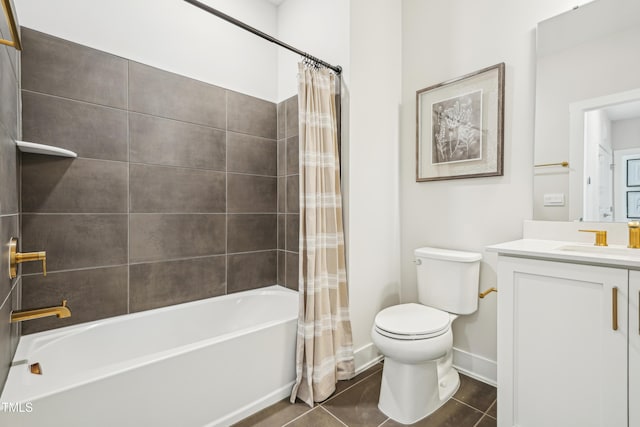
[16,141,77,158]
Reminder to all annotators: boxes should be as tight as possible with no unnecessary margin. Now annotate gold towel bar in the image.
[0,0,21,50]
[534,161,569,168]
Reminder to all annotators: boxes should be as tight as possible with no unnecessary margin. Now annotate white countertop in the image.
[487,239,640,269]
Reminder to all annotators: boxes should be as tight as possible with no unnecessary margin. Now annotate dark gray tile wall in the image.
[278,95,300,291]
[19,28,291,334]
[0,18,21,391]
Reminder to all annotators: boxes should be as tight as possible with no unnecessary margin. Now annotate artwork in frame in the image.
[416,63,505,182]
[627,159,640,187]
[628,191,640,219]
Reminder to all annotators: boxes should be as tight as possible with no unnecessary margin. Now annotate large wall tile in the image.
[129,113,226,170]
[130,214,225,263]
[0,18,18,76]
[21,266,128,335]
[21,28,127,108]
[278,139,286,176]
[130,256,226,312]
[227,133,277,176]
[286,214,299,253]
[286,135,299,175]
[0,42,18,140]
[21,214,128,272]
[285,95,299,138]
[227,214,277,253]
[0,214,18,300]
[227,91,276,139]
[228,174,277,213]
[277,250,285,286]
[278,214,285,250]
[286,175,299,213]
[285,252,299,291]
[278,177,286,213]
[0,293,12,391]
[129,62,226,129]
[22,91,128,161]
[227,251,277,293]
[129,164,225,213]
[277,101,285,140]
[0,125,18,215]
[22,156,128,213]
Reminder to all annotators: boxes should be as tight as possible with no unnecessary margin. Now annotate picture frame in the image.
[628,191,640,219]
[627,159,640,187]
[416,63,505,182]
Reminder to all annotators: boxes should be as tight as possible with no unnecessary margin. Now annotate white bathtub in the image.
[0,285,298,427]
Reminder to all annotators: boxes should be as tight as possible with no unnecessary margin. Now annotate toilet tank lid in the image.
[414,247,482,262]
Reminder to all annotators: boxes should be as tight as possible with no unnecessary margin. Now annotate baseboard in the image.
[452,347,497,387]
[353,342,382,375]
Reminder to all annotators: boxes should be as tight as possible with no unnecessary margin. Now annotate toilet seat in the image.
[374,303,450,340]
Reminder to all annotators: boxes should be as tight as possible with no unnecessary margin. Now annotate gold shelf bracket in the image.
[0,0,21,50]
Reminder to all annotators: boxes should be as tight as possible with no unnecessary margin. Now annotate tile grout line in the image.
[280,406,316,427]
[451,396,487,414]
[319,406,349,427]
[377,417,391,427]
[319,364,384,405]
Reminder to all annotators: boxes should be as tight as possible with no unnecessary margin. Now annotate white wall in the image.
[276,0,349,101]
[613,117,640,151]
[345,0,401,368]
[14,0,279,101]
[401,0,578,381]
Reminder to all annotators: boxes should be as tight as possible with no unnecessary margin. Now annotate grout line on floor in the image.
[320,363,384,405]
[452,397,489,414]
[484,398,497,420]
[280,405,316,427]
[377,417,391,427]
[319,406,349,427]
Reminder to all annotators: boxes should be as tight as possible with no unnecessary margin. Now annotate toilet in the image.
[371,246,481,425]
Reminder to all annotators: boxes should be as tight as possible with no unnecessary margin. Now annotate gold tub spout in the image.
[10,300,71,323]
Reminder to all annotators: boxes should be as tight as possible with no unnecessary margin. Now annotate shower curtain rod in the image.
[183,0,342,75]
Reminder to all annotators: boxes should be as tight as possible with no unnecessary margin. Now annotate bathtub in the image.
[0,285,298,427]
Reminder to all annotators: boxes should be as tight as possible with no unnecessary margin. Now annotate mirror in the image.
[532,0,640,221]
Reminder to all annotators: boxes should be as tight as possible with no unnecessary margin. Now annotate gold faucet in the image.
[9,237,46,279]
[629,221,640,249]
[579,229,608,246]
[10,300,71,323]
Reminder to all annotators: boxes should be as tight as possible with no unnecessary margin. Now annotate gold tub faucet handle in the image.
[8,237,47,278]
[578,229,608,246]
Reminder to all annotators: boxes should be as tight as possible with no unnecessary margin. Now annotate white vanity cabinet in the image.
[497,256,631,427]
[630,271,640,427]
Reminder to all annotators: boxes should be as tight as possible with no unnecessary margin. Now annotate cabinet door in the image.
[498,257,627,427]
[630,271,640,427]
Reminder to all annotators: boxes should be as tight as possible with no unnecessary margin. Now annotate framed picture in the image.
[627,159,640,187]
[416,63,505,182]
[628,191,640,218]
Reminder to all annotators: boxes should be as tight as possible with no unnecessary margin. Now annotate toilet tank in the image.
[414,247,482,315]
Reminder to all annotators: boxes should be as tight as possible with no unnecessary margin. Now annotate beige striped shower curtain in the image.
[289,63,355,407]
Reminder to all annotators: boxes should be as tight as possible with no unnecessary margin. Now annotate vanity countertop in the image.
[487,239,640,269]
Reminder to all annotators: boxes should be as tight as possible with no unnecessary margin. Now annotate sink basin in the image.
[557,244,640,257]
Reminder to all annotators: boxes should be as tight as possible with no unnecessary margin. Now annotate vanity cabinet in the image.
[630,271,640,427]
[497,256,633,427]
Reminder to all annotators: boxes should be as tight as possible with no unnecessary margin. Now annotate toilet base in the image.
[378,355,460,425]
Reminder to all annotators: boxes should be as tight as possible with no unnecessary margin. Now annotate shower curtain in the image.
[290,63,355,406]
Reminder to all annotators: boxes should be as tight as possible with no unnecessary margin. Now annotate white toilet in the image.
[371,246,481,425]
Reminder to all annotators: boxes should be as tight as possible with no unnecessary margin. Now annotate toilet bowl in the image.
[371,247,481,425]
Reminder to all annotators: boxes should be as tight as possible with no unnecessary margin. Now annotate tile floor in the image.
[233,363,497,427]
